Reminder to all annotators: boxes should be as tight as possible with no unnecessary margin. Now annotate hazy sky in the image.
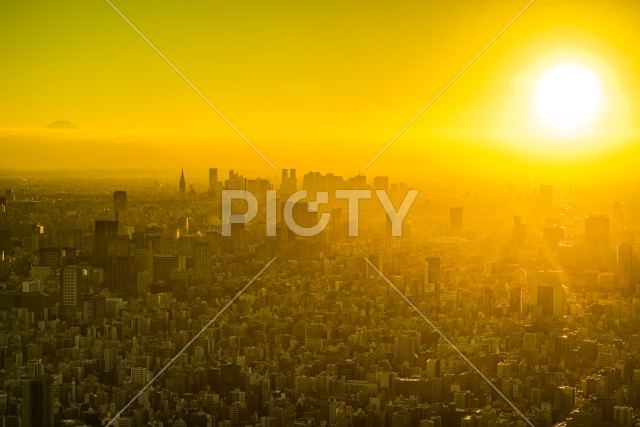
[1,0,639,180]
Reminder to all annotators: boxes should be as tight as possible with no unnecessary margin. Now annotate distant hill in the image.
[44,120,78,129]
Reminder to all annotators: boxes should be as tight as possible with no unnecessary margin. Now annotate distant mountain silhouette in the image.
[45,120,78,129]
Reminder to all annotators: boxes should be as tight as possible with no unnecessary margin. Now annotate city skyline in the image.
[2,1,640,426]
[2,0,640,179]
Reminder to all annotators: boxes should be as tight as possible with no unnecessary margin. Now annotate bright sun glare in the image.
[533,61,604,136]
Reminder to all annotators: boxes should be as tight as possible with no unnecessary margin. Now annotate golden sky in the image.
[1,0,639,181]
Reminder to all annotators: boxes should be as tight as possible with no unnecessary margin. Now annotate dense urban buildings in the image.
[0,168,639,427]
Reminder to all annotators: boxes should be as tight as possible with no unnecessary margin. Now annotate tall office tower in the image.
[22,360,53,427]
[113,190,127,213]
[193,241,211,281]
[373,176,389,191]
[509,286,523,314]
[0,228,10,253]
[512,216,526,247]
[179,168,186,199]
[348,174,366,188]
[483,289,495,314]
[424,257,441,292]
[60,266,81,314]
[426,359,441,379]
[618,243,633,294]
[94,220,118,256]
[28,359,44,380]
[39,247,61,268]
[225,170,246,190]
[539,184,553,210]
[280,169,298,196]
[132,247,153,278]
[153,254,185,282]
[535,285,555,316]
[450,207,463,234]
[396,335,416,364]
[532,271,564,316]
[82,295,106,323]
[633,370,640,407]
[208,168,218,193]
[585,215,610,247]
[0,390,7,416]
[107,256,136,297]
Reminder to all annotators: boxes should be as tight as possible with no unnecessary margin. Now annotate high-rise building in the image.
[509,286,523,314]
[426,359,440,379]
[193,242,211,281]
[536,285,554,315]
[208,168,219,193]
[618,243,633,294]
[0,390,7,416]
[22,359,53,427]
[512,216,526,247]
[94,220,118,256]
[225,169,246,190]
[153,255,185,282]
[60,266,81,313]
[82,295,106,323]
[396,335,416,364]
[280,169,298,196]
[132,246,153,271]
[373,176,389,191]
[179,168,186,199]
[424,257,441,291]
[614,406,634,427]
[39,247,61,268]
[532,271,564,316]
[453,390,471,409]
[113,190,127,212]
[0,228,10,253]
[107,256,136,297]
[450,207,463,234]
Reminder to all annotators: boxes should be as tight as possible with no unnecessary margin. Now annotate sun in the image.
[533,61,604,136]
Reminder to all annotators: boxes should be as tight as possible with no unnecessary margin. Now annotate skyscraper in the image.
[193,241,211,281]
[39,247,61,268]
[618,243,633,294]
[179,167,186,199]
[424,257,441,293]
[512,216,526,247]
[532,271,564,316]
[426,359,441,379]
[82,295,106,323]
[450,207,463,235]
[94,220,118,256]
[107,256,136,297]
[60,266,81,314]
[373,176,389,191]
[280,169,298,196]
[22,360,53,427]
[208,168,218,193]
[113,190,127,212]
